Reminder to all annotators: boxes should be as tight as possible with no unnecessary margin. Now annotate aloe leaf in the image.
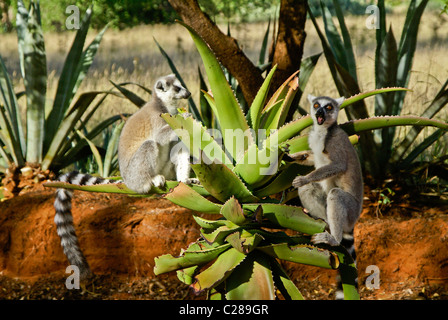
[193,216,229,230]
[394,79,448,161]
[220,197,247,225]
[399,129,446,168]
[191,162,258,203]
[154,242,232,275]
[0,57,25,166]
[110,80,146,107]
[243,203,326,235]
[254,163,311,198]
[154,37,202,122]
[226,230,264,254]
[161,113,233,168]
[17,0,47,163]
[198,67,213,128]
[44,179,209,196]
[258,243,339,269]
[191,247,247,294]
[331,246,359,300]
[225,252,275,300]
[177,266,198,285]
[76,129,103,177]
[165,182,221,214]
[178,20,252,162]
[103,121,124,178]
[340,116,448,136]
[44,5,94,153]
[258,18,271,66]
[41,91,101,170]
[250,65,277,133]
[202,224,241,245]
[271,258,304,300]
[332,0,357,81]
[263,74,299,132]
[320,1,351,78]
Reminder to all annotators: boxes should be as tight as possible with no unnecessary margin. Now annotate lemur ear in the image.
[156,80,166,92]
[308,94,316,104]
[335,96,345,105]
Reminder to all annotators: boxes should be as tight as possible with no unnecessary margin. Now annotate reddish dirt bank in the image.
[0,182,447,300]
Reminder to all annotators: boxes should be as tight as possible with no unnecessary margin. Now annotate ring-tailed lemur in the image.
[53,74,194,280]
[289,95,363,299]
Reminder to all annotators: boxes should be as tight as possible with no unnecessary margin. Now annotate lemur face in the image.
[155,74,191,114]
[308,94,344,127]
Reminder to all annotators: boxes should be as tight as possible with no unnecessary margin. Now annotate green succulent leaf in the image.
[243,203,326,235]
[178,20,252,162]
[270,258,304,300]
[154,242,232,275]
[225,252,275,300]
[257,243,339,269]
[220,197,247,225]
[191,162,259,203]
[191,247,247,294]
[165,182,221,214]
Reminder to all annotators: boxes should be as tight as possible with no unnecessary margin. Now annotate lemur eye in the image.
[326,105,333,110]
[313,103,319,109]
[173,86,181,93]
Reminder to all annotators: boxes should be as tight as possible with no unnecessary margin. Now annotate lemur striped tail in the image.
[335,231,358,300]
[54,171,116,280]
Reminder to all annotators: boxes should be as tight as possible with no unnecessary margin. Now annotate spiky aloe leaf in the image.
[178,20,253,163]
[254,163,311,198]
[191,162,258,203]
[258,243,339,269]
[249,65,277,132]
[263,74,300,132]
[154,242,232,275]
[331,246,359,300]
[0,56,25,167]
[271,258,304,300]
[226,229,264,254]
[161,113,233,168]
[43,180,209,197]
[243,203,326,235]
[191,247,247,294]
[220,197,247,225]
[225,252,275,300]
[341,115,448,135]
[44,5,97,153]
[165,182,221,214]
[17,0,47,163]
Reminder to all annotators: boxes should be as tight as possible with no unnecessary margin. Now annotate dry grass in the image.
[1,10,447,158]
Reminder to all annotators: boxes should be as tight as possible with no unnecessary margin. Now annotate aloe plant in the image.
[0,1,121,173]
[44,19,447,300]
[310,0,447,181]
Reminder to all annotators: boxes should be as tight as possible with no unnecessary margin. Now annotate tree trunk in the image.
[269,0,307,95]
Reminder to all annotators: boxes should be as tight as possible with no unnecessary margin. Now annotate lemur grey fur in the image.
[289,95,363,298]
[53,74,193,280]
[290,95,363,247]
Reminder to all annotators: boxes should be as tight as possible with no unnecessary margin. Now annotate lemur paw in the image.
[311,231,340,247]
[151,175,166,188]
[292,176,307,188]
[182,178,200,185]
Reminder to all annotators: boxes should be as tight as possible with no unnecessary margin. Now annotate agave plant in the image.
[310,0,447,181]
[0,0,122,174]
[44,20,447,300]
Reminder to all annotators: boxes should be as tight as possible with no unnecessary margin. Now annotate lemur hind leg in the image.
[298,182,327,221]
[312,188,361,246]
[124,140,164,193]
